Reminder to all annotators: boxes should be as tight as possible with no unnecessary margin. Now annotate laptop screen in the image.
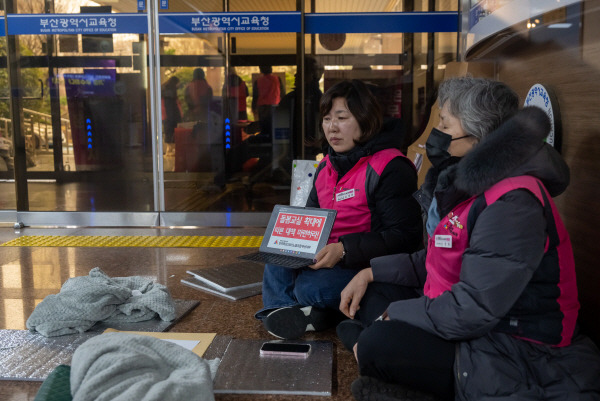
[259,205,337,259]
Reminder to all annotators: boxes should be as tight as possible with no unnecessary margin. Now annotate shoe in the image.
[263,305,331,339]
[351,376,440,401]
[336,319,365,352]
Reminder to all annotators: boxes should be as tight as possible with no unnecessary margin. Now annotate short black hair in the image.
[318,80,383,146]
[192,68,205,80]
[259,65,272,74]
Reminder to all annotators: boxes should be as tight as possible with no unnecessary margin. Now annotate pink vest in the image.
[256,74,280,106]
[425,175,578,346]
[315,149,404,244]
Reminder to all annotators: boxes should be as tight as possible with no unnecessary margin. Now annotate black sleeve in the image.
[251,80,258,110]
[387,190,546,339]
[371,248,427,287]
[340,157,423,269]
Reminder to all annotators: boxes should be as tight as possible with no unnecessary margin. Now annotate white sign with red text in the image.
[267,212,327,254]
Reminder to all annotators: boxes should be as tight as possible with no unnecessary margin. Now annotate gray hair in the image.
[437,76,519,140]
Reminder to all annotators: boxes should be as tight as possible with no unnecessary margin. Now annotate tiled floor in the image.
[0,226,358,401]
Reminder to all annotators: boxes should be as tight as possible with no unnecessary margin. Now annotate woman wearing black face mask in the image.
[337,76,600,401]
[424,128,470,168]
[338,78,515,334]
[418,102,480,239]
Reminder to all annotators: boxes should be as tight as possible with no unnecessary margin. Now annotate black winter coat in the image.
[306,119,423,269]
[371,108,600,400]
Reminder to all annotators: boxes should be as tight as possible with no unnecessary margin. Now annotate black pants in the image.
[163,120,177,143]
[257,105,274,137]
[355,282,421,325]
[355,282,456,400]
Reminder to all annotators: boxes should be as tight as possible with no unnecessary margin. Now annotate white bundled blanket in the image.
[26,267,176,337]
[71,332,219,401]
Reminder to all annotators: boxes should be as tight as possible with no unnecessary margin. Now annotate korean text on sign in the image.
[272,213,326,241]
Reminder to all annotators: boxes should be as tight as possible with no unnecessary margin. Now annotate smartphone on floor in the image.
[259,342,311,358]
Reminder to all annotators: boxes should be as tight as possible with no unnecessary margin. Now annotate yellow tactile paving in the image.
[0,235,263,248]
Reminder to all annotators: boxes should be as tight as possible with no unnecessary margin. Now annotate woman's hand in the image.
[339,268,374,319]
[309,242,345,270]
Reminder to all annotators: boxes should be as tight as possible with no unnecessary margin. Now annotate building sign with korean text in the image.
[1,11,456,36]
[5,13,147,35]
[159,12,300,34]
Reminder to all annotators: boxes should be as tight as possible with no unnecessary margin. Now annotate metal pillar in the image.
[3,0,29,211]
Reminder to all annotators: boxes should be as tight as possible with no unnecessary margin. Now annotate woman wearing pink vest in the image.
[255,80,423,340]
[338,77,600,401]
[251,65,283,137]
[184,68,213,122]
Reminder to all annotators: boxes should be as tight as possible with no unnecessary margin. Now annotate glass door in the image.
[1,0,156,223]
[309,0,459,151]
[0,6,16,213]
[159,0,300,217]
[0,0,458,226]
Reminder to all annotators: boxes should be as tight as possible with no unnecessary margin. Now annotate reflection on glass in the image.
[1,264,22,289]
[0,2,457,215]
[4,299,25,330]
[32,264,62,290]
[1,26,155,212]
[161,63,295,212]
[230,0,296,12]
[1,30,16,191]
[313,1,402,12]
[314,33,403,55]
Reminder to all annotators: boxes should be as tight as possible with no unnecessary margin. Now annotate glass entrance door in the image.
[0,0,458,226]
[1,0,156,223]
[158,1,299,215]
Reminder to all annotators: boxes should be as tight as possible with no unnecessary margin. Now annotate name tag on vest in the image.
[336,189,355,202]
[434,235,452,248]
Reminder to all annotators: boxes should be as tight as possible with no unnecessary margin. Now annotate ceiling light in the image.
[548,23,572,28]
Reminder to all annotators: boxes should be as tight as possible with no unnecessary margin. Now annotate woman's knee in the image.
[293,268,355,308]
[262,263,297,288]
[293,280,334,308]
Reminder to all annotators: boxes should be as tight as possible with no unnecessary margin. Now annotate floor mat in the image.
[0,299,199,381]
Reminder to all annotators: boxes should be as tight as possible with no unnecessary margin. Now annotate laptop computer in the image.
[238,205,337,269]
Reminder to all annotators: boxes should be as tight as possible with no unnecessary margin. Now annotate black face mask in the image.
[425,128,469,168]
